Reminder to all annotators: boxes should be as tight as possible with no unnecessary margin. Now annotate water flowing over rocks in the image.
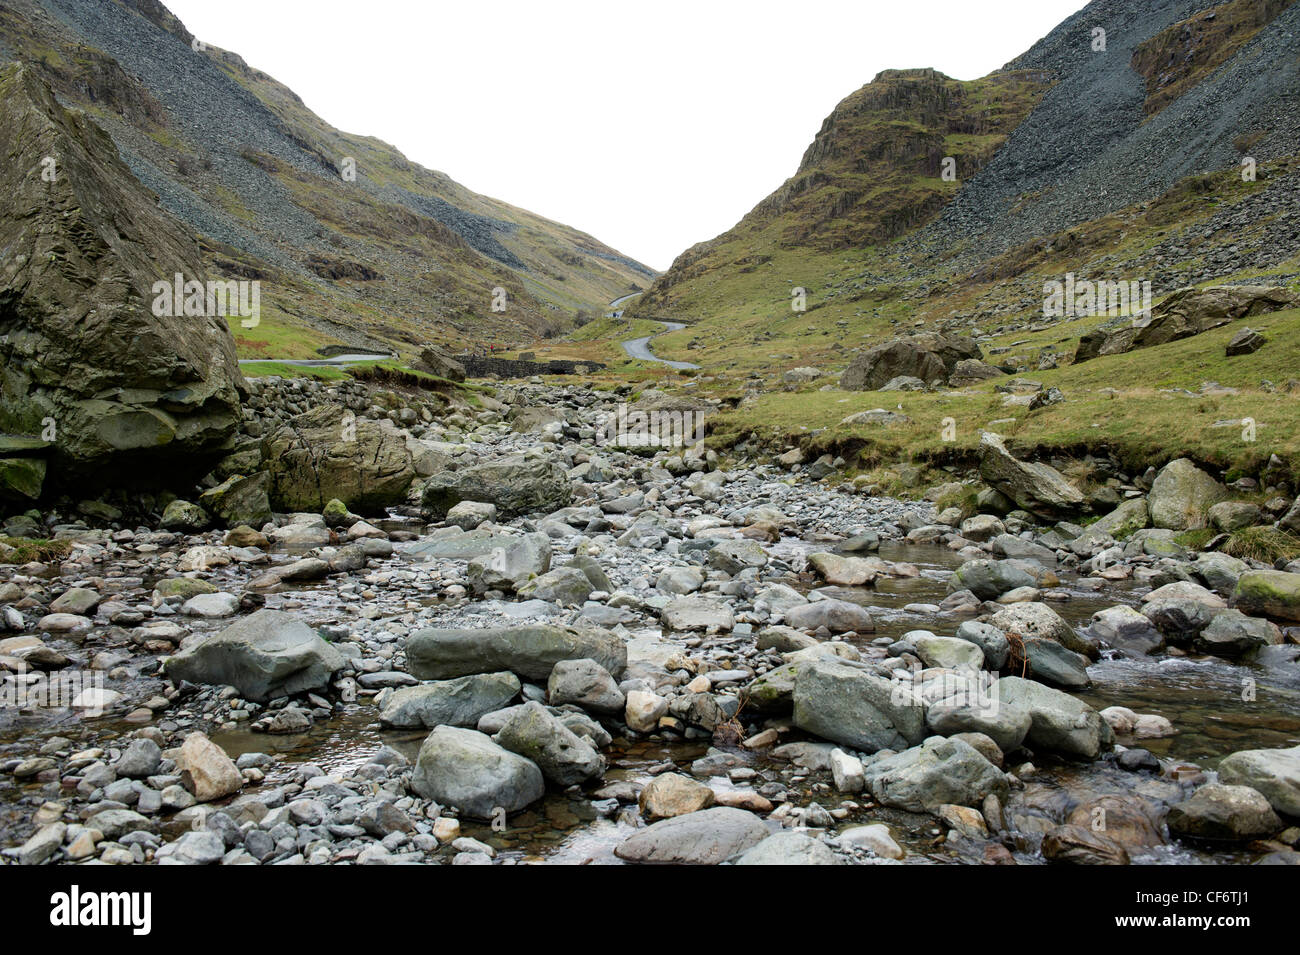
[3,372,1299,867]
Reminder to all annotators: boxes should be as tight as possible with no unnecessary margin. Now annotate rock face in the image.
[163,609,344,702]
[493,701,604,785]
[404,624,627,682]
[994,676,1110,760]
[839,333,981,391]
[978,432,1084,518]
[418,345,467,382]
[420,455,572,519]
[792,658,926,753]
[613,807,769,864]
[1232,570,1300,623]
[1146,459,1227,530]
[0,64,245,492]
[410,726,544,818]
[1167,784,1281,841]
[263,405,416,512]
[864,736,1008,811]
[1074,286,1298,363]
[1216,745,1300,817]
[378,672,521,729]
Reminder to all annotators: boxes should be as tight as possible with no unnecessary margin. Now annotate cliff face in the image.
[635,68,1050,318]
[0,63,245,492]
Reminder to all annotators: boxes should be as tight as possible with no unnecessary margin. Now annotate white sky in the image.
[165,0,1089,271]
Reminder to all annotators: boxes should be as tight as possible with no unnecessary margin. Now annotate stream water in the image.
[9,531,1280,865]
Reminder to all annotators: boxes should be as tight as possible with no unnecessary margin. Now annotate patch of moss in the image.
[0,537,73,564]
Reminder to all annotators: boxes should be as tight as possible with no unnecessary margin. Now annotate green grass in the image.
[238,361,349,381]
[708,306,1300,483]
[228,312,338,361]
[1222,527,1300,563]
[0,537,73,564]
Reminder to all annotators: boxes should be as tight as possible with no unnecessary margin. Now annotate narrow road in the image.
[621,321,699,370]
[607,294,700,370]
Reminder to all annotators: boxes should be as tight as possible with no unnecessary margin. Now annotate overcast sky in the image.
[166,0,1089,272]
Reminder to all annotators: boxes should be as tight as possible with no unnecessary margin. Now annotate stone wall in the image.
[458,356,605,378]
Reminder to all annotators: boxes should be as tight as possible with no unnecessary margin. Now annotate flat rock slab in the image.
[614,807,770,864]
[405,624,626,682]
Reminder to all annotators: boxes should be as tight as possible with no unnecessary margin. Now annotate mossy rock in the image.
[1232,570,1300,622]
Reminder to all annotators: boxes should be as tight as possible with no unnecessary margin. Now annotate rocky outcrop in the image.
[840,333,982,391]
[0,64,245,493]
[1074,286,1299,363]
[977,432,1084,518]
[163,609,344,702]
[419,454,571,519]
[262,405,417,513]
[1147,458,1227,530]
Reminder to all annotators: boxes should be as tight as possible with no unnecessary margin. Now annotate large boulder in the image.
[864,736,1008,812]
[1217,745,1300,817]
[839,333,980,391]
[1167,784,1281,841]
[410,726,544,818]
[466,532,551,593]
[1231,570,1300,623]
[783,599,874,633]
[404,623,626,682]
[263,405,416,513]
[493,701,605,785]
[417,344,466,382]
[1146,459,1227,530]
[978,432,1084,518]
[420,454,572,519]
[0,65,245,490]
[792,658,926,753]
[925,698,1031,752]
[197,472,273,529]
[1196,609,1280,657]
[1088,605,1164,657]
[1074,286,1299,363]
[732,831,842,865]
[990,602,1098,659]
[1089,498,1149,538]
[613,807,769,864]
[637,773,715,819]
[163,609,344,702]
[949,558,1036,601]
[993,676,1110,760]
[547,659,624,714]
[378,672,521,729]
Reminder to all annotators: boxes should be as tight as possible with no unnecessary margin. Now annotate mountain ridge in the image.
[0,0,654,359]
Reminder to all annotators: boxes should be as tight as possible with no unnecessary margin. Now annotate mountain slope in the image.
[0,0,654,359]
[628,0,1300,374]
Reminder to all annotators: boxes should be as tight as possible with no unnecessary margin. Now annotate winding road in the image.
[611,294,700,369]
